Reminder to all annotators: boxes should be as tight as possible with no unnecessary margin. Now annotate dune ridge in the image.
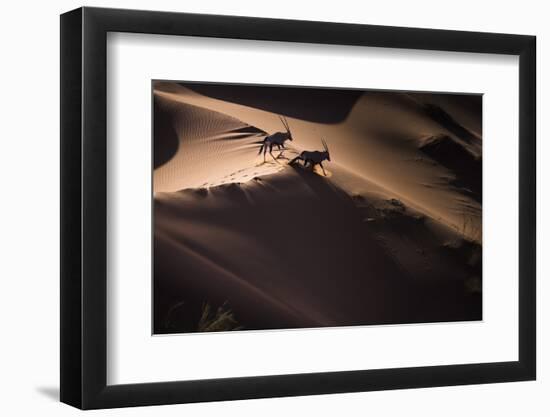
[153,82,482,333]
[154,82,481,240]
[155,166,481,333]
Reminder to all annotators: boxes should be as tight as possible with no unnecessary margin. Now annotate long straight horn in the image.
[322,138,328,152]
[279,115,286,129]
[284,116,291,133]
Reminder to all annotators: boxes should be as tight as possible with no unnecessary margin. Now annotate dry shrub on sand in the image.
[451,214,482,243]
[198,302,243,332]
[163,300,243,333]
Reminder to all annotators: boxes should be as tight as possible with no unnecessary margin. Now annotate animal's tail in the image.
[258,139,266,155]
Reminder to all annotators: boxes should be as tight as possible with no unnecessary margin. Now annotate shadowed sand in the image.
[155,166,481,333]
[153,82,482,333]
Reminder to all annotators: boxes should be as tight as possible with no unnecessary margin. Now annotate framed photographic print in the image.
[60,7,536,409]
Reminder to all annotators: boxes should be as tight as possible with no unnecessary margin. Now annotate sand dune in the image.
[154,82,481,240]
[154,93,281,191]
[155,166,481,333]
[152,82,482,333]
[184,82,362,123]
[420,133,481,202]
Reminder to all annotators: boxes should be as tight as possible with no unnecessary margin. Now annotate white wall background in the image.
[0,0,546,415]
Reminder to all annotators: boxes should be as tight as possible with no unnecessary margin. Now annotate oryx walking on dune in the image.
[289,139,331,176]
[258,116,293,162]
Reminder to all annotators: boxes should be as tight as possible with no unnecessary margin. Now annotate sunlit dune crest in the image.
[152,81,483,334]
[153,82,481,241]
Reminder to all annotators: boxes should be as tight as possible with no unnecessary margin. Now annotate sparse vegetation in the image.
[163,300,243,333]
[197,302,243,332]
[388,198,405,209]
[452,214,482,243]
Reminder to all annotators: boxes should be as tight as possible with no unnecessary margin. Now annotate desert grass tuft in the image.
[198,302,243,332]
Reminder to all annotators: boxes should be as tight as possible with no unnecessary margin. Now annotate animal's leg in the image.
[263,142,268,162]
[288,155,301,165]
[276,143,286,159]
[269,144,279,163]
[319,162,327,176]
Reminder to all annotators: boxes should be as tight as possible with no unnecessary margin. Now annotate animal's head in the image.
[279,115,293,141]
[322,138,331,161]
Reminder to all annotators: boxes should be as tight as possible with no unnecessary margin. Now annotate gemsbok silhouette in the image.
[258,116,293,162]
[289,139,331,176]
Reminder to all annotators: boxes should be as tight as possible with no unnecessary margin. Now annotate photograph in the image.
[153,81,483,334]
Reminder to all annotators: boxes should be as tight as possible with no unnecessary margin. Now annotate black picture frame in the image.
[60,6,536,410]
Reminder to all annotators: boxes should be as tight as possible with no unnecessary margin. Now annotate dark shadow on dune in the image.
[229,125,267,135]
[183,83,362,123]
[210,125,268,143]
[446,94,482,115]
[154,167,481,334]
[153,95,180,169]
[419,134,482,201]
[422,102,481,145]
